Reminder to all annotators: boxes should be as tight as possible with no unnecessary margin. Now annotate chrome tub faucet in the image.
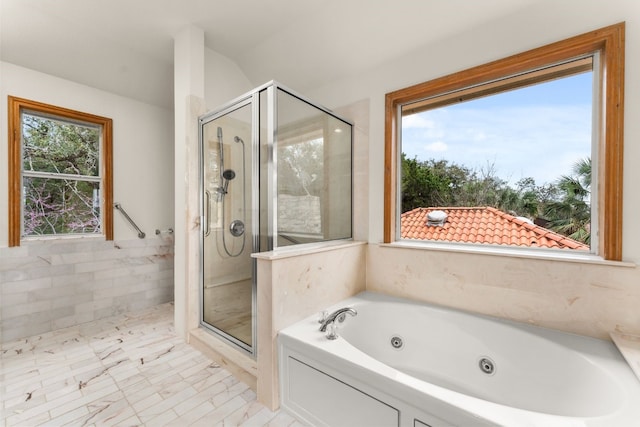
[319,307,357,339]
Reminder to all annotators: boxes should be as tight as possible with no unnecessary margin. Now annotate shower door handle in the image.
[205,190,211,237]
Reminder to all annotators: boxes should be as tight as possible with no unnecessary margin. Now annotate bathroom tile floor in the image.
[0,303,305,427]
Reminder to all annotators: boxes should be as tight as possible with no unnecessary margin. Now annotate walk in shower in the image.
[199,82,353,355]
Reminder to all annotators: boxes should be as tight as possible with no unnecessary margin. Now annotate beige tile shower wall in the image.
[333,99,369,242]
[367,244,640,340]
[255,241,367,410]
[0,237,174,343]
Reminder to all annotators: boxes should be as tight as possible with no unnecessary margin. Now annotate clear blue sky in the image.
[401,72,593,186]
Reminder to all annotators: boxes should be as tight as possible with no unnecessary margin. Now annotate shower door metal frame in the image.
[199,95,257,356]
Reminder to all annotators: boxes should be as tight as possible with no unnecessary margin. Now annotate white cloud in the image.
[400,71,595,186]
[402,114,435,129]
[470,130,487,142]
[401,103,592,185]
[424,141,448,152]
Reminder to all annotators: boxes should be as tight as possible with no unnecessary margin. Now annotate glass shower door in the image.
[200,100,254,351]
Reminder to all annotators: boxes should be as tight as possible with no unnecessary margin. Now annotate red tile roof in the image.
[401,207,589,250]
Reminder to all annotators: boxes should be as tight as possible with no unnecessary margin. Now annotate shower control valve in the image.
[229,220,245,237]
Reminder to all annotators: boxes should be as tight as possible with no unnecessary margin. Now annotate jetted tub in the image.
[278,292,640,426]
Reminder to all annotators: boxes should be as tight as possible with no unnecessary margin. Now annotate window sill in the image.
[21,234,106,244]
[380,240,636,268]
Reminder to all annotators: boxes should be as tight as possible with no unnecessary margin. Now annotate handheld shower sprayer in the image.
[209,127,247,258]
[221,169,236,194]
[215,127,227,201]
[216,137,243,196]
[217,127,224,165]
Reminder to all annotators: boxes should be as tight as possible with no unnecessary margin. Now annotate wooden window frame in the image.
[384,22,625,261]
[8,96,113,246]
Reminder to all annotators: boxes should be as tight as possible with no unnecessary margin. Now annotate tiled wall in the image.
[367,244,640,340]
[0,236,174,343]
[254,241,367,409]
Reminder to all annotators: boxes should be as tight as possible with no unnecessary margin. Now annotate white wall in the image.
[0,62,175,244]
[302,0,640,338]
[205,47,253,110]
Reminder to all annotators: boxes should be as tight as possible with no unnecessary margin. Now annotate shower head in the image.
[221,169,235,194]
[234,136,244,144]
[217,127,223,141]
[222,169,236,180]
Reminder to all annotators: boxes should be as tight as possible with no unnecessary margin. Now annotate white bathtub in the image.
[278,292,640,427]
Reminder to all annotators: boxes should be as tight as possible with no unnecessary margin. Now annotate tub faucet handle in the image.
[326,322,339,340]
[317,310,329,324]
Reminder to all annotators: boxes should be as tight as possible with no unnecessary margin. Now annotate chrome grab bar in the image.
[114,202,145,238]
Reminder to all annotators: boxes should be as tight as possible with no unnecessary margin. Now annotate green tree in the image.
[401,155,473,212]
[401,155,542,218]
[22,114,100,235]
[400,152,593,245]
[543,158,591,244]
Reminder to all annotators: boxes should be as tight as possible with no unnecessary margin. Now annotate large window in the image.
[385,23,624,261]
[8,97,113,246]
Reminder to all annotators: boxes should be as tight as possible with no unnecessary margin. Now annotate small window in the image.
[384,23,624,261]
[8,97,113,246]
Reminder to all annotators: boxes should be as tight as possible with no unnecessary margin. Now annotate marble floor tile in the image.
[1,302,306,427]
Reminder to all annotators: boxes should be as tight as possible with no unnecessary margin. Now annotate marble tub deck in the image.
[0,303,305,427]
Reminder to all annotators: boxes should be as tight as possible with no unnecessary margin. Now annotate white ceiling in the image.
[1,0,537,109]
